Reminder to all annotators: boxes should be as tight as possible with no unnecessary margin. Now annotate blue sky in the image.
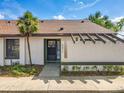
[0,0,124,22]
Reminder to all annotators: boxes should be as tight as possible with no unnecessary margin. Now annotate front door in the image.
[45,39,61,63]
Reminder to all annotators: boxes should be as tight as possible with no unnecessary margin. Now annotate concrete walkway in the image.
[0,76,124,92]
[38,63,60,78]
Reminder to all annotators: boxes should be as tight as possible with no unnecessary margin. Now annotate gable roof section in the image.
[0,20,115,37]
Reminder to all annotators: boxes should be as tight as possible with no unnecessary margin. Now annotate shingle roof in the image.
[0,20,115,36]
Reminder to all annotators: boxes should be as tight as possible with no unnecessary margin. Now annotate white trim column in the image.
[0,38,4,66]
[20,37,26,65]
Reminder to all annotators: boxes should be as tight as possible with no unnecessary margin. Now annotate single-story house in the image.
[0,20,124,68]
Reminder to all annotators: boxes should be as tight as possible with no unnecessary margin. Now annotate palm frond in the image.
[17,11,39,35]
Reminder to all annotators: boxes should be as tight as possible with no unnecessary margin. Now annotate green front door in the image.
[44,39,61,63]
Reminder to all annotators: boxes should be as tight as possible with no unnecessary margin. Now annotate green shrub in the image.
[83,66,90,71]
[91,65,98,71]
[72,65,81,71]
[0,64,42,77]
[62,65,68,72]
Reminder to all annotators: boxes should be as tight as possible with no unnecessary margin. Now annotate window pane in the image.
[48,41,56,48]
[6,39,19,59]
[57,41,60,60]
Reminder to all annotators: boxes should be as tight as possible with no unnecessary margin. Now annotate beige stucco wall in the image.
[20,37,26,65]
[61,37,124,63]
[25,37,44,65]
[0,36,124,66]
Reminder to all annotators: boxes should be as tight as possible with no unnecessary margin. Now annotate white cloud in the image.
[111,16,124,23]
[0,0,25,19]
[63,0,101,12]
[0,13,5,19]
[53,15,65,20]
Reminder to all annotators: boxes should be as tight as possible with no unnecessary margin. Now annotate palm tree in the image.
[88,11,115,31]
[117,18,124,31]
[88,11,124,32]
[17,11,39,65]
[95,11,101,19]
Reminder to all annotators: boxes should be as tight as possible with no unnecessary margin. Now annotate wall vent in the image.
[81,20,84,23]
[59,27,64,31]
[41,20,44,23]
[8,21,11,23]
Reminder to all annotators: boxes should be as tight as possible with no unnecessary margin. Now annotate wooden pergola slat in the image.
[85,34,95,44]
[94,34,106,43]
[78,33,85,44]
[70,34,76,44]
[107,34,124,43]
[99,34,116,43]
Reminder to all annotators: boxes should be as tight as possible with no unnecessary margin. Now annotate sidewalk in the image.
[0,76,124,93]
[38,63,60,78]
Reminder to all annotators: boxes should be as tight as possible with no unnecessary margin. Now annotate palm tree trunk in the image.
[27,35,32,66]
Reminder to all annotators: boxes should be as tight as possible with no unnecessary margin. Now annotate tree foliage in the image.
[116,18,124,31]
[88,11,124,32]
[17,11,39,35]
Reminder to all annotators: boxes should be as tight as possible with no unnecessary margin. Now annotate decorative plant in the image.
[83,66,90,71]
[77,65,81,71]
[72,65,81,71]
[103,65,107,71]
[113,66,124,72]
[113,65,119,72]
[103,65,116,72]
[120,66,124,72]
[91,65,98,71]
[63,65,68,72]
[106,65,113,72]
[72,65,77,71]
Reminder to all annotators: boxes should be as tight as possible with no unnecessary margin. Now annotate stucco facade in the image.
[0,36,124,66]
[61,37,124,63]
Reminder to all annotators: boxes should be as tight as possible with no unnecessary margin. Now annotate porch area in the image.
[38,63,60,78]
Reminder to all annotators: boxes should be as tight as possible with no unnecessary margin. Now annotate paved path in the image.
[38,63,60,78]
[0,76,124,92]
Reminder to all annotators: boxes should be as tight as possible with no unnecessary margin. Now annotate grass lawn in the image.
[0,65,42,77]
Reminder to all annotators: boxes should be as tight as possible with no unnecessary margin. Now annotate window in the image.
[48,41,56,48]
[6,39,19,59]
